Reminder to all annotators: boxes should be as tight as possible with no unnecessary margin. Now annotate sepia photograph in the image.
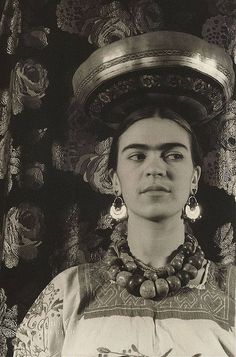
[0,0,235,356]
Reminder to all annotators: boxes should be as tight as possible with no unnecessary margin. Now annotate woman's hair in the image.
[108,105,203,170]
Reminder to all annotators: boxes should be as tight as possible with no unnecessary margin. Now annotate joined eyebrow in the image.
[121,143,189,153]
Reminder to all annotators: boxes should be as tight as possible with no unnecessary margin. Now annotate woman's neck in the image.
[127,214,185,268]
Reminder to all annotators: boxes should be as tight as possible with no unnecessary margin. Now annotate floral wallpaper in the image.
[0,289,17,357]
[0,0,236,356]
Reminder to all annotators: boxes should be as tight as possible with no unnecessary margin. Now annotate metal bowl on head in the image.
[73,31,235,126]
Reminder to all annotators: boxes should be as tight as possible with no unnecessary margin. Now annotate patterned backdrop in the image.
[0,1,236,356]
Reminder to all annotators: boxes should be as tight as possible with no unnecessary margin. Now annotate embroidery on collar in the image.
[77,261,235,331]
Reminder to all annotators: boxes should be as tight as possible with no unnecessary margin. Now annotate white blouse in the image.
[13,261,236,357]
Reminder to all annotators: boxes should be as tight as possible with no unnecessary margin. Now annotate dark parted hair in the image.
[108,105,203,170]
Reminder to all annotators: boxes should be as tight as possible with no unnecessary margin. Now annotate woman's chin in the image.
[134,208,181,222]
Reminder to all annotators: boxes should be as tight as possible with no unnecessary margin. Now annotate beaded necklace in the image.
[104,227,205,300]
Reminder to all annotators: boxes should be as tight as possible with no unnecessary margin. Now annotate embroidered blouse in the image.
[13,261,236,357]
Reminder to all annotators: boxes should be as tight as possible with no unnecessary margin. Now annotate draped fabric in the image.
[0,1,236,356]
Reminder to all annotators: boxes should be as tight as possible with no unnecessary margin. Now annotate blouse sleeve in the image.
[13,272,65,357]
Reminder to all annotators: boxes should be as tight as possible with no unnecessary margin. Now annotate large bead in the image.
[182,242,195,255]
[195,247,205,257]
[125,261,137,272]
[156,267,168,278]
[140,280,156,299]
[194,251,205,263]
[183,263,198,279]
[127,274,145,295]
[174,253,185,262]
[176,271,190,286]
[187,256,203,269]
[165,264,175,276]
[116,271,132,288]
[144,270,158,281]
[166,276,181,293]
[108,265,120,280]
[170,258,183,270]
[155,278,169,298]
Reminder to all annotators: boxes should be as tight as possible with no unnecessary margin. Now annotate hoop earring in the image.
[110,195,128,222]
[183,190,201,223]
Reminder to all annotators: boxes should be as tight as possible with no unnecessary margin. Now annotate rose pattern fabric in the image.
[215,0,236,16]
[12,59,49,115]
[50,205,88,276]
[129,0,163,33]
[219,117,236,152]
[21,162,45,190]
[96,213,114,230]
[85,2,137,47]
[203,148,236,197]
[2,203,45,268]
[52,104,98,172]
[0,130,21,189]
[57,0,163,47]
[0,90,11,136]
[0,289,17,357]
[56,0,103,34]
[75,137,113,194]
[202,104,236,198]
[111,220,128,239]
[29,128,48,144]
[202,15,236,63]
[23,27,50,50]
[214,223,236,264]
[88,14,136,48]
[206,0,236,17]
[7,144,21,193]
[0,131,11,180]
[5,0,21,55]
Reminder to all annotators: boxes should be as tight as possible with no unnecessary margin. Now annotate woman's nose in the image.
[145,157,166,177]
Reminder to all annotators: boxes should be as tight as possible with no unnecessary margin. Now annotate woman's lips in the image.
[141,185,171,194]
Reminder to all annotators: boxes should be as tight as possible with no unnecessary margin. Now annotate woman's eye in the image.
[128,152,146,161]
[164,153,184,161]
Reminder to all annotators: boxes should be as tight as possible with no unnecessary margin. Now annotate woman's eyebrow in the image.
[121,142,189,153]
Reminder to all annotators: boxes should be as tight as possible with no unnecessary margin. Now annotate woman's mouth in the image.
[141,185,170,194]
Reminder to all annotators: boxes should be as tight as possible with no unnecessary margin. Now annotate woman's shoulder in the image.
[51,261,104,294]
[18,262,100,328]
[52,264,80,284]
[53,261,102,280]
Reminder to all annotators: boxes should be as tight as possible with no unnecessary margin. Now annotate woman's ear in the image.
[191,166,201,193]
[108,168,122,195]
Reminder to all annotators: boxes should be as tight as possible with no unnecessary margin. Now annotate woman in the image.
[13,104,235,357]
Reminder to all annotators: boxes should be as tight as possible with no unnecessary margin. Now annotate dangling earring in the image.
[183,189,201,222]
[110,193,128,222]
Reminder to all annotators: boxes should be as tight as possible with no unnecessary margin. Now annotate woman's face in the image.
[111,117,201,222]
